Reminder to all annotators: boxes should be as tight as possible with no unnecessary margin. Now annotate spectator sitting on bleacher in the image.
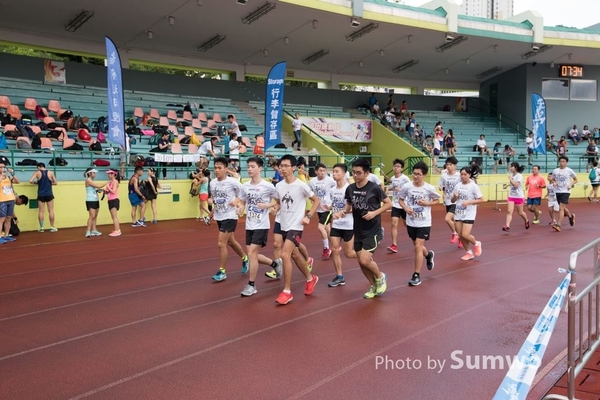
[387,94,395,110]
[414,124,424,145]
[582,125,592,140]
[568,124,583,145]
[557,138,568,158]
[423,135,433,153]
[585,139,598,170]
[503,144,515,170]
[476,134,492,157]
[493,142,502,174]
[198,136,218,158]
[372,100,381,117]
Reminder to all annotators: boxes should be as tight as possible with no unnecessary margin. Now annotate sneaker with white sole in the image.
[408,273,421,286]
[240,284,257,297]
[212,269,227,282]
[426,250,435,270]
[473,241,482,257]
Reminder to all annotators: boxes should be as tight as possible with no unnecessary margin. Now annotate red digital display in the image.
[559,65,584,78]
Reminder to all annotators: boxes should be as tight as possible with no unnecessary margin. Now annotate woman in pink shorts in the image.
[502,162,530,232]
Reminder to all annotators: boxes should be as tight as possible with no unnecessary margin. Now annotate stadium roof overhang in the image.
[0,0,599,89]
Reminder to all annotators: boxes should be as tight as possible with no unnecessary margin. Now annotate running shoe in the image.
[525,220,530,230]
[152,220,158,224]
[552,223,561,232]
[321,248,332,259]
[381,227,385,241]
[533,218,540,225]
[276,291,293,305]
[363,286,377,299]
[502,226,510,232]
[450,232,459,244]
[328,276,346,287]
[132,221,141,227]
[461,251,475,261]
[426,250,435,270]
[49,227,58,232]
[386,244,398,253]
[265,269,278,279]
[304,275,319,295]
[408,273,421,286]
[138,220,146,228]
[38,228,44,233]
[203,217,211,226]
[240,284,257,297]
[85,231,91,238]
[109,230,122,237]
[473,241,482,257]
[3,236,15,242]
[212,269,227,282]
[458,240,463,249]
[0,237,6,245]
[569,214,575,227]
[241,256,249,274]
[91,230,102,236]
[307,257,314,272]
[376,273,387,295]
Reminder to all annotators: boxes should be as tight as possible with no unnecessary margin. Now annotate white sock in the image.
[323,239,329,249]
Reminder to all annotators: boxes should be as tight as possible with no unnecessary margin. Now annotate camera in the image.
[445,33,454,42]
[531,45,540,52]
[351,18,360,28]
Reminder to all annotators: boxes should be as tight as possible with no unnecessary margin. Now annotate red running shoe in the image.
[387,244,398,253]
[321,248,332,259]
[450,233,459,243]
[305,275,319,295]
[276,291,293,305]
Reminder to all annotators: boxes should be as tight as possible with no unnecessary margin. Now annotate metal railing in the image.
[466,98,534,145]
[543,237,600,400]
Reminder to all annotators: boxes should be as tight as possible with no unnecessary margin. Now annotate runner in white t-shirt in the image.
[386,158,410,254]
[451,166,484,261]
[502,162,530,232]
[438,157,461,247]
[273,154,320,305]
[323,163,357,287]
[309,163,336,259]
[398,161,441,287]
[237,157,282,297]
[551,156,578,232]
[209,156,249,282]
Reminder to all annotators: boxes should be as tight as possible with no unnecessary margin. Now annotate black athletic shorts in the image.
[108,199,120,211]
[330,227,353,242]
[391,207,406,220]
[282,230,303,247]
[318,211,332,225]
[273,221,283,235]
[246,229,269,247]
[445,204,456,214]
[86,201,100,211]
[354,231,382,253]
[556,193,570,205]
[38,195,54,203]
[407,226,431,241]
[217,219,238,233]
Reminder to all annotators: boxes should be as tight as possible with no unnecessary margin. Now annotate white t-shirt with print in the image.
[210,177,244,221]
[229,139,240,159]
[240,179,277,230]
[389,174,411,209]
[292,118,302,131]
[453,181,483,221]
[508,173,524,198]
[309,176,336,213]
[552,167,577,193]
[276,178,314,232]
[398,182,441,228]
[439,171,461,206]
[367,173,381,185]
[329,183,353,230]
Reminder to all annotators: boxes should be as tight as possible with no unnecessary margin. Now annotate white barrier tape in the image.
[492,274,571,400]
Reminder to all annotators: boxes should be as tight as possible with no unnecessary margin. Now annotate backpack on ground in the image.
[59,110,73,121]
[64,142,83,151]
[589,168,597,181]
[16,158,37,166]
[9,219,19,236]
[89,141,102,152]
[144,157,156,167]
[49,157,68,167]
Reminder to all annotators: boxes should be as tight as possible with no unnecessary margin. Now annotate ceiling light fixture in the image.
[168,16,175,26]
[493,44,498,52]
[263,49,268,57]
[241,2,276,24]
[444,68,449,75]
[351,17,360,28]
[302,49,329,65]
[64,10,95,32]
[407,35,413,44]
[476,66,503,79]
[521,45,552,60]
[436,35,468,52]
[197,34,226,52]
[379,50,384,57]
[147,30,153,40]
[237,0,248,4]
[465,58,470,65]
[359,60,363,68]
[392,59,419,73]
[568,53,572,60]
[284,36,289,45]
[312,19,318,29]
[550,62,555,68]
[345,22,379,41]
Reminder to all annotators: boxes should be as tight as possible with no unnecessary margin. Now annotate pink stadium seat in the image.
[43,116,56,124]
[16,136,32,148]
[188,144,198,153]
[7,105,22,119]
[170,143,182,154]
[30,126,42,134]
[206,119,216,129]
[184,126,195,136]
[0,96,10,109]
[62,137,76,149]
[197,112,207,122]
[149,109,160,119]
[133,107,144,118]
[3,124,16,132]
[168,125,178,134]
[159,117,169,127]
[192,119,201,129]
[183,111,193,121]
[241,137,252,148]
[40,138,53,149]
[24,98,38,111]
[213,113,223,123]
[48,100,61,113]
[201,127,211,135]
[166,110,177,120]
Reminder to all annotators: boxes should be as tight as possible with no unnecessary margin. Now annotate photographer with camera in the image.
[84,168,106,238]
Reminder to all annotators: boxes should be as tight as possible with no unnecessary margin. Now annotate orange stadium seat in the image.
[149,109,160,119]
[47,100,61,113]
[0,96,10,109]
[7,105,22,119]
[24,98,38,111]
[197,112,207,122]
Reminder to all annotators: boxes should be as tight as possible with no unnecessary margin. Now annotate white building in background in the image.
[460,0,514,19]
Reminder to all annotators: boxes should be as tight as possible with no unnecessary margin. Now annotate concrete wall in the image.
[479,64,528,129]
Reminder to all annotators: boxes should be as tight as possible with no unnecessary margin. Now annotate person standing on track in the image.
[452,166,484,261]
[502,162,530,232]
[309,163,336,259]
[386,158,410,254]
[551,156,578,232]
[525,165,546,224]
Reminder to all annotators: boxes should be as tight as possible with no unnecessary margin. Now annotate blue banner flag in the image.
[531,93,547,155]
[264,62,286,150]
[105,37,126,150]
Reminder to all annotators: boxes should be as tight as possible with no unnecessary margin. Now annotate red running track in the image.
[0,201,598,399]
